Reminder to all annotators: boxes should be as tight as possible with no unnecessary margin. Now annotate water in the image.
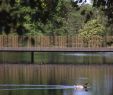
[0,52,113,64]
[0,64,113,95]
[0,52,113,95]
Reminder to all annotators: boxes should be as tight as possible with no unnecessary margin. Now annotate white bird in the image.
[74,83,88,91]
[74,85,84,90]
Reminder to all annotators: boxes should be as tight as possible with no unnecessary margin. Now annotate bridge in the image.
[1,47,113,52]
[0,35,113,63]
[0,35,113,52]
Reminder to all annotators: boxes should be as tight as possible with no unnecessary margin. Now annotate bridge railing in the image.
[0,35,113,48]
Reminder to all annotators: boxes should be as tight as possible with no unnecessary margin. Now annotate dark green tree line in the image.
[0,0,67,35]
[93,0,113,35]
[0,0,112,36]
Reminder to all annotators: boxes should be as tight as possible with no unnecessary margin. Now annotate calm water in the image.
[0,52,113,64]
[0,52,113,95]
[0,64,113,95]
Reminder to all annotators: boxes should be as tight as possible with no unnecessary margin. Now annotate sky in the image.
[86,0,92,4]
[73,0,92,5]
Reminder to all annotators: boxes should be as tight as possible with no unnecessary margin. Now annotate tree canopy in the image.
[0,0,66,35]
[93,0,113,35]
[0,0,112,36]
[79,18,105,39]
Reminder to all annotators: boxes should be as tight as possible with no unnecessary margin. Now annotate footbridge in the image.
[0,35,113,63]
[0,35,113,52]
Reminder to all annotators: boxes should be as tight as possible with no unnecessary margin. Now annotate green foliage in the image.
[79,18,105,39]
[0,0,111,36]
[62,3,95,35]
[93,0,113,35]
[0,0,69,36]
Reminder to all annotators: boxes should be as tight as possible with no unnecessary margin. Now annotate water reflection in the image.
[64,89,91,95]
[62,52,113,57]
[0,84,75,90]
[0,64,113,95]
[73,90,91,95]
[0,84,92,95]
[0,52,113,64]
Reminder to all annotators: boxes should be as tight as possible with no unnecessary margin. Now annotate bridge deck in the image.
[0,35,113,52]
[0,47,113,52]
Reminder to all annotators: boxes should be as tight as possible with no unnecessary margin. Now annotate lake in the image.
[0,52,113,64]
[0,52,113,95]
[0,64,113,95]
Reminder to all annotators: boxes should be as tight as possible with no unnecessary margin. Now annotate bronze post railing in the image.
[0,35,112,48]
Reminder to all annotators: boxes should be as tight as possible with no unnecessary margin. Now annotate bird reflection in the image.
[73,90,91,95]
[63,89,91,95]
[73,83,91,95]
[63,83,91,95]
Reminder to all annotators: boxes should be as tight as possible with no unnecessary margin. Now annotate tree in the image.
[0,0,67,35]
[61,3,95,36]
[79,18,105,37]
[79,18,105,46]
[93,0,113,35]
[0,0,109,36]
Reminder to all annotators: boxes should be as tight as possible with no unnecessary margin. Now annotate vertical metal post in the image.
[31,51,34,63]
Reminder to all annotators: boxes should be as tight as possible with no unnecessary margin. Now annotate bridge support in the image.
[31,52,34,63]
